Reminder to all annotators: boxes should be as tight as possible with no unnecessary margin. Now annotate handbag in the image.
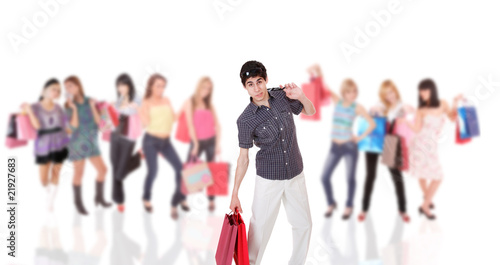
[357,116,386,153]
[207,160,230,196]
[381,121,403,169]
[16,113,37,140]
[181,157,214,194]
[175,111,190,143]
[216,212,239,265]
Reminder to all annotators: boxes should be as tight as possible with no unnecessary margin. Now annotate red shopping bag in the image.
[301,76,331,121]
[207,162,230,196]
[216,213,238,265]
[175,111,190,143]
[455,121,471,145]
[233,210,250,265]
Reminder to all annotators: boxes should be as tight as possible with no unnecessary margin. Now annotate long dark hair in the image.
[418,78,440,108]
[116,73,136,101]
[144,74,167,99]
[39,78,60,101]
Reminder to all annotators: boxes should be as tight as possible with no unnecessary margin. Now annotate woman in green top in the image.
[64,76,111,215]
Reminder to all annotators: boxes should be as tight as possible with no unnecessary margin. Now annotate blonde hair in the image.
[340,78,358,98]
[193,76,213,104]
[379,80,401,115]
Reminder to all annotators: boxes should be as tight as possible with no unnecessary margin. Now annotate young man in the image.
[229,60,316,265]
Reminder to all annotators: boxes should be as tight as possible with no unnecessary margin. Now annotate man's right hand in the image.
[229,194,243,213]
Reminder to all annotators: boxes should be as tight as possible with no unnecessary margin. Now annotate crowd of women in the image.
[21,73,221,220]
[20,64,464,222]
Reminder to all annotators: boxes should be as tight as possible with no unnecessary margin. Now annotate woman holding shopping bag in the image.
[64,76,111,215]
[404,79,462,220]
[321,73,375,220]
[358,80,414,223]
[181,76,222,212]
[21,78,70,211]
[109,73,142,213]
[140,73,189,218]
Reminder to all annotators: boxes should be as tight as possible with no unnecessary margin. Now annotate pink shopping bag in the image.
[5,137,27,149]
[126,113,142,140]
[16,114,37,140]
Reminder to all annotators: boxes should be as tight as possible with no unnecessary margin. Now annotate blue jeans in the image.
[321,141,359,207]
[142,133,184,206]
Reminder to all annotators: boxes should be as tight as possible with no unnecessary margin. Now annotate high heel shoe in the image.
[400,212,411,223]
[180,202,190,212]
[342,208,353,220]
[418,207,435,220]
[144,202,153,213]
[324,204,336,218]
[358,212,366,222]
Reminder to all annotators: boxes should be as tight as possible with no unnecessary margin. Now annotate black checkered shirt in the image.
[237,89,304,180]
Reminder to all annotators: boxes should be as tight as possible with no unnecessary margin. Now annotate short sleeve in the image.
[287,97,304,115]
[237,119,253,149]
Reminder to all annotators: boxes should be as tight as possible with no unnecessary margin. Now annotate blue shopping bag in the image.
[457,108,470,140]
[357,116,386,154]
[457,105,480,139]
[465,107,480,137]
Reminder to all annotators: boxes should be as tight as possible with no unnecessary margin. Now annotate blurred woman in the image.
[64,76,111,215]
[319,65,375,220]
[22,78,70,211]
[140,74,188,219]
[182,76,222,212]
[110,73,142,213]
[358,80,414,223]
[404,79,461,220]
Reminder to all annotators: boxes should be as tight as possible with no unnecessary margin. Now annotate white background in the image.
[1,0,500,264]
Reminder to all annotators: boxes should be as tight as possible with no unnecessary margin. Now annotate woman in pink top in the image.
[182,76,222,211]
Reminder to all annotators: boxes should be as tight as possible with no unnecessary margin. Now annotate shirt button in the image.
[266,108,269,111]
[275,117,277,119]
[263,127,266,129]
[280,128,283,130]
[282,139,284,141]
[286,163,288,165]
[284,151,286,153]
[288,112,290,115]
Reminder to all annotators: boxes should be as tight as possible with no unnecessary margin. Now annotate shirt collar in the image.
[248,90,275,114]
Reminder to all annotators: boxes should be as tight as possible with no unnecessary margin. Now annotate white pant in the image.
[248,171,313,265]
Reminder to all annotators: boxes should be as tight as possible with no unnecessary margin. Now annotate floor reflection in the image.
[140,211,222,265]
[33,209,442,265]
[35,210,107,265]
[405,219,443,265]
[110,210,141,265]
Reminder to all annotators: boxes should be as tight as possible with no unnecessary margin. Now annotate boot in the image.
[95,181,112,208]
[73,185,88,215]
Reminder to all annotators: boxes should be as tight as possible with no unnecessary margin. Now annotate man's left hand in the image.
[281,83,304,100]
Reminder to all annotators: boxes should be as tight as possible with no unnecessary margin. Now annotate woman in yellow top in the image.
[140,73,189,219]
